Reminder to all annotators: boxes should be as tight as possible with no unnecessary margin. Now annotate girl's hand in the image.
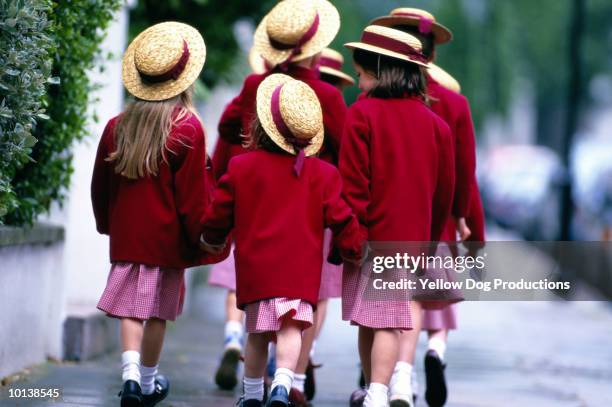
[456,217,472,241]
[199,234,226,255]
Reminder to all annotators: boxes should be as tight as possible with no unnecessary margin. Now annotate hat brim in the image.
[248,48,268,74]
[256,74,324,157]
[254,0,340,67]
[319,66,355,86]
[344,42,429,67]
[370,16,452,45]
[428,63,461,93]
[122,22,206,101]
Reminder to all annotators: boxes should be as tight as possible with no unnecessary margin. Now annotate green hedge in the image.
[0,0,54,219]
[2,0,121,226]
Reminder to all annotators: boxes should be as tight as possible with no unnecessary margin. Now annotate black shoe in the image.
[424,350,447,407]
[215,348,242,390]
[266,385,289,407]
[238,397,264,407]
[304,358,321,401]
[349,388,367,407]
[142,375,169,407]
[119,380,143,407]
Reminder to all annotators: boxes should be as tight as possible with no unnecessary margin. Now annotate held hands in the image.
[199,233,227,255]
[456,217,472,241]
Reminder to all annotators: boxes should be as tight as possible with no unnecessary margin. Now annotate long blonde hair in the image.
[108,87,202,179]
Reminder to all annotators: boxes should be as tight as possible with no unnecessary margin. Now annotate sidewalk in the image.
[1,242,612,406]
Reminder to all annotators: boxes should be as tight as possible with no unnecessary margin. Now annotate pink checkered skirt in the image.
[97,263,185,321]
[245,298,314,333]
[207,245,236,291]
[318,229,342,300]
[342,263,412,330]
[422,304,458,331]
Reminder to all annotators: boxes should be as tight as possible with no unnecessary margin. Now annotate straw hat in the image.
[122,22,206,101]
[319,48,355,86]
[428,63,461,93]
[256,74,323,157]
[248,47,270,74]
[345,25,429,67]
[254,0,340,68]
[370,8,452,44]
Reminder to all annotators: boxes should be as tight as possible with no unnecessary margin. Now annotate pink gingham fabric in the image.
[245,298,313,333]
[422,304,458,331]
[97,263,185,321]
[341,262,412,330]
[207,244,236,290]
[318,229,342,300]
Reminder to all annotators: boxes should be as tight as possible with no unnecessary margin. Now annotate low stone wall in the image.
[0,224,65,379]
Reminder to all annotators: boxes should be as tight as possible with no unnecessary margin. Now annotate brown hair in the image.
[108,86,201,179]
[353,49,428,102]
[243,116,286,154]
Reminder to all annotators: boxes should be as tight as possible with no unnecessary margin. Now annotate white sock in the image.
[224,321,244,350]
[140,364,158,395]
[309,340,317,359]
[428,337,447,360]
[390,362,413,399]
[243,376,264,401]
[271,367,294,394]
[293,373,306,393]
[364,382,388,407]
[121,351,141,383]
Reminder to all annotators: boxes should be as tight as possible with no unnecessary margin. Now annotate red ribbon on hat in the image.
[139,40,191,83]
[361,31,428,63]
[319,56,343,70]
[393,11,434,34]
[270,84,311,176]
[270,13,320,71]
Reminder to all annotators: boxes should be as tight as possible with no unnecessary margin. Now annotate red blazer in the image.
[202,150,363,309]
[339,97,455,242]
[212,65,347,180]
[91,114,220,269]
[428,77,476,220]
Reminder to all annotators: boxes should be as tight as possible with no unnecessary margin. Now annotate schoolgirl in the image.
[208,1,347,401]
[91,23,215,406]
[201,73,363,407]
[371,9,484,406]
[340,25,456,407]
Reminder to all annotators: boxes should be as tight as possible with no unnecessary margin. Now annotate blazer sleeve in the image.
[338,106,371,240]
[201,162,236,246]
[431,120,456,242]
[323,169,364,262]
[452,96,476,218]
[91,120,114,235]
[172,118,210,248]
[322,89,348,161]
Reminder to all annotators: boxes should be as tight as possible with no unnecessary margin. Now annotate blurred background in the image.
[1,0,611,405]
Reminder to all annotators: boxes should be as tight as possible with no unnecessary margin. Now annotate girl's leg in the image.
[365,328,400,407]
[425,329,449,407]
[139,318,167,395]
[358,326,375,385]
[226,290,245,348]
[390,301,423,403]
[216,290,245,390]
[120,318,144,383]
[243,332,271,402]
[269,318,303,403]
[293,314,316,397]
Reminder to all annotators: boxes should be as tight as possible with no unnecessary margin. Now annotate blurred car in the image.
[572,135,612,241]
[479,145,565,240]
